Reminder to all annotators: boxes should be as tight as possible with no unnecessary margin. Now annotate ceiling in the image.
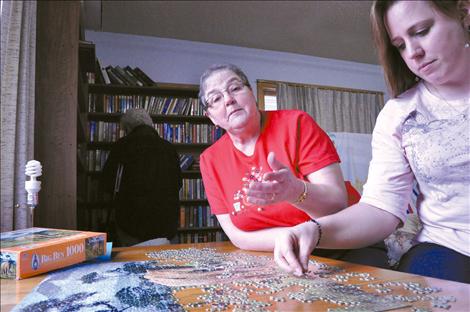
[82,1,379,65]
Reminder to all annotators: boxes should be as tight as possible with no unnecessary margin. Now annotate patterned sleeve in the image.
[360,101,414,223]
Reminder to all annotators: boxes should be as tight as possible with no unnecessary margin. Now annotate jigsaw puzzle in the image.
[13,247,455,311]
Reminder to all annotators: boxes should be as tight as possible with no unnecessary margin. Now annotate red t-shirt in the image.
[200,110,340,231]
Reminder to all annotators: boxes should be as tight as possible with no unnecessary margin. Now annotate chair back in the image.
[345,181,361,206]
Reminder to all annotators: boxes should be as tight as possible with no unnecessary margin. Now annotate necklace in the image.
[423,82,469,120]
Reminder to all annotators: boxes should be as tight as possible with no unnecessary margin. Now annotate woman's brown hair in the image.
[370,0,468,98]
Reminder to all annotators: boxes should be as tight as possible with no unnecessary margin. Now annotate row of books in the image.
[89,121,124,143]
[87,150,110,172]
[87,120,222,145]
[179,205,219,229]
[179,178,206,200]
[146,97,202,116]
[178,231,228,244]
[96,63,155,87]
[85,169,206,202]
[154,122,223,144]
[88,95,204,116]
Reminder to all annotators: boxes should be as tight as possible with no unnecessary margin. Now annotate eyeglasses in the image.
[205,81,247,109]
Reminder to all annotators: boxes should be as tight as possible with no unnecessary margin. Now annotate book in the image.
[94,59,105,84]
[125,67,147,86]
[124,66,144,87]
[100,66,111,85]
[114,66,137,86]
[133,67,155,86]
[110,66,132,86]
[0,227,106,279]
[179,154,194,170]
[105,66,124,85]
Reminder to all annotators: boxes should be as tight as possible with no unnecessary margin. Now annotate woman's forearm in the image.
[317,202,400,249]
[274,202,400,275]
[246,161,348,218]
[217,214,287,251]
[293,179,347,218]
[230,226,290,251]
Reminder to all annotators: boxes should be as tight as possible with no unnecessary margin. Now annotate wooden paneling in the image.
[35,1,80,229]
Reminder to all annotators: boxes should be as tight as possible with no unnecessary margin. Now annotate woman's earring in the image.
[465,42,470,48]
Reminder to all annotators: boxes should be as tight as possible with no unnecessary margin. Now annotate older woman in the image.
[199,64,389,268]
[274,0,470,283]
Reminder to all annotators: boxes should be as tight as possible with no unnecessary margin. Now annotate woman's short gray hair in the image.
[198,64,251,110]
[121,108,153,133]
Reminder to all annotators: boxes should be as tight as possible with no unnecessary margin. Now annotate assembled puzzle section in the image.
[0,227,106,279]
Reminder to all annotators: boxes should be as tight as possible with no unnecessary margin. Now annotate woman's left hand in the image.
[274,220,319,275]
[245,152,304,205]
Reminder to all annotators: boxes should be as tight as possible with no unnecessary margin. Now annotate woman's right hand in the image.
[274,220,319,276]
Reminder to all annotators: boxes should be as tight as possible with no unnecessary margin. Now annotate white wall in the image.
[85,31,389,99]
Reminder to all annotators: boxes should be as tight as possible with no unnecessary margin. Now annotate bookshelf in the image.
[77,41,95,232]
[77,68,227,243]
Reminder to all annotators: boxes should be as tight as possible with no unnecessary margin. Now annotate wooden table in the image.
[1,242,469,311]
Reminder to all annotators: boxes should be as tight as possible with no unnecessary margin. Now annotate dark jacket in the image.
[102,125,182,241]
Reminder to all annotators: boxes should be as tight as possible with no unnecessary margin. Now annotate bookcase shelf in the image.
[77,43,97,230]
[77,112,88,144]
[89,83,199,97]
[77,117,86,144]
[88,112,210,123]
[79,41,96,73]
[181,170,202,179]
[77,153,87,172]
[180,199,209,205]
[86,169,200,177]
[78,73,89,112]
[80,201,109,210]
[87,142,212,150]
[77,65,226,243]
[177,227,222,232]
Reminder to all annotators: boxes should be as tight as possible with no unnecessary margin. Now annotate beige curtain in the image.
[1,0,37,231]
[277,82,384,133]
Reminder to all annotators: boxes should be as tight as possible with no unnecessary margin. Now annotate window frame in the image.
[256,80,277,110]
